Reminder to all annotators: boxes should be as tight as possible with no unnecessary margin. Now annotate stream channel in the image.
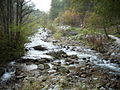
[0,28,120,90]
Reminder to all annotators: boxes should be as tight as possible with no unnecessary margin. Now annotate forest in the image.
[49,0,120,36]
[0,0,120,90]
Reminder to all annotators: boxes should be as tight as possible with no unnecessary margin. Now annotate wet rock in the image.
[52,40,58,43]
[68,65,76,73]
[42,85,49,90]
[26,77,37,82]
[14,84,21,90]
[89,68,95,72]
[31,70,41,77]
[83,58,87,60]
[48,70,56,74]
[53,85,61,90]
[108,81,120,88]
[93,78,98,80]
[111,59,120,65]
[44,64,50,69]
[33,45,47,51]
[16,76,26,79]
[79,61,86,67]
[68,65,76,70]
[80,74,87,78]
[47,50,68,59]
[71,48,76,51]
[69,55,78,59]
[74,61,79,64]
[38,64,44,70]
[38,76,47,82]
[25,48,29,51]
[52,62,60,66]
[80,67,86,71]
[66,46,70,50]
[39,58,51,63]
[58,66,69,74]
[68,61,74,64]
[61,54,68,58]
[65,58,71,62]
[59,76,68,84]
[99,87,106,90]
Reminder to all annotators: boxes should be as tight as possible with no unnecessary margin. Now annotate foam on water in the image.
[22,64,38,71]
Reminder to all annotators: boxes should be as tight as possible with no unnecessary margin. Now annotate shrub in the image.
[0,32,24,66]
[85,34,106,52]
[0,23,38,66]
[53,31,62,39]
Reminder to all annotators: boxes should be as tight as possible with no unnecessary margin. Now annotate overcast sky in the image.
[30,0,52,12]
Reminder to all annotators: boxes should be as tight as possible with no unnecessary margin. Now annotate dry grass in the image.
[85,34,107,52]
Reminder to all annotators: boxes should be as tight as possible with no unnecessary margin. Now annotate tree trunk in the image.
[104,27,109,39]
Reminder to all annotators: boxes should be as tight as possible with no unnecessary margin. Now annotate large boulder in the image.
[33,45,47,51]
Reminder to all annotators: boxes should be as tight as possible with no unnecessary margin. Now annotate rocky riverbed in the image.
[0,28,120,90]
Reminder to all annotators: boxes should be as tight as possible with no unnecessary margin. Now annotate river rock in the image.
[38,76,47,82]
[48,70,56,74]
[53,85,61,90]
[99,87,106,90]
[38,64,44,70]
[59,76,68,86]
[47,50,67,59]
[44,64,50,69]
[79,61,86,67]
[52,40,58,43]
[82,58,87,60]
[16,75,26,79]
[33,45,47,51]
[69,55,78,59]
[39,58,51,63]
[69,61,74,64]
[25,48,29,51]
[27,77,37,82]
[80,67,86,71]
[80,74,87,78]
[58,66,69,74]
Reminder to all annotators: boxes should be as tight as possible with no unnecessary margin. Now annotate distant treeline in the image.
[49,0,120,37]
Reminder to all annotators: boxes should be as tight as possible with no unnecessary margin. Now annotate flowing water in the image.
[0,28,120,89]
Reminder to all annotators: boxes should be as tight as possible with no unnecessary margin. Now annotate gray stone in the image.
[99,87,106,90]
[38,64,44,70]
[44,64,50,69]
[33,45,47,51]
